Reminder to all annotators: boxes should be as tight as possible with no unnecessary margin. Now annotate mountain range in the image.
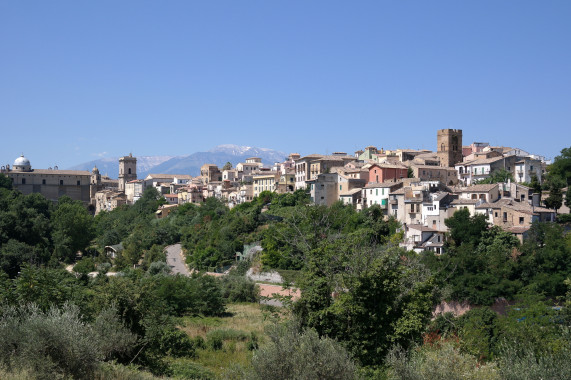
[68,145,289,179]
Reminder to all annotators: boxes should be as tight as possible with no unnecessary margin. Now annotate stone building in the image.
[437,129,463,167]
[1,154,105,208]
[118,153,137,192]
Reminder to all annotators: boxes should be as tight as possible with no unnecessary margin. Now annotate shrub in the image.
[147,261,171,276]
[73,257,96,274]
[386,341,500,380]
[246,322,358,380]
[497,343,571,380]
[0,303,136,380]
[193,335,206,349]
[219,275,259,303]
[168,359,215,380]
[208,335,223,351]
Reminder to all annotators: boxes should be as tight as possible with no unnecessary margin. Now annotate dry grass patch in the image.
[175,302,288,378]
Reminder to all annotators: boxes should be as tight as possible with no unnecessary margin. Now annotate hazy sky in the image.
[1,1,570,169]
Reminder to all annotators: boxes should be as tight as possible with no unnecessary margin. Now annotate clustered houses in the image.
[132,128,554,250]
[294,129,554,254]
[6,129,557,250]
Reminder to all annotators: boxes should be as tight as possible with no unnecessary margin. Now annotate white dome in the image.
[14,155,30,166]
[13,155,31,171]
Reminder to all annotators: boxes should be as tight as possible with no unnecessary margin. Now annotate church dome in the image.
[13,155,31,171]
[92,165,100,174]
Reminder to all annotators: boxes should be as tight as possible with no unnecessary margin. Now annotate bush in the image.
[386,341,500,380]
[147,261,171,276]
[497,343,571,380]
[193,335,206,349]
[168,359,215,380]
[245,321,358,380]
[73,257,96,274]
[0,303,136,380]
[219,276,259,303]
[208,335,223,351]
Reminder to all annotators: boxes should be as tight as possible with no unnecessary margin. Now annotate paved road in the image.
[165,243,191,276]
[164,243,299,307]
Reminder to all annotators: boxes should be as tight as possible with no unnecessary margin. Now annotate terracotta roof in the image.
[408,224,437,232]
[365,182,403,189]
[452,184,499,193]
[451,198,479,205]
[369,163,408,169]
[459,156,505,166]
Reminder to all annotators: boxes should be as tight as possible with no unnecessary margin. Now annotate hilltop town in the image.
[2,129,566,251]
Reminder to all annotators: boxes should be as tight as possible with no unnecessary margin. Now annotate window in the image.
[128,168,131,174]
[519,217,524,225]
[503,212,508,222]
[42,179,46,185]
[495,212,498,217]
[60,180,64,185]
[376,189,378,196]
[339,185,342,190]
[21,178,26,184]
[77,180,80,186]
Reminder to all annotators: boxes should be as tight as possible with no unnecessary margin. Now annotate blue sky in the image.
[1,0,570,169]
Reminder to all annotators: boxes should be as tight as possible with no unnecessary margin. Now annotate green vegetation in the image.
[421,208,571,305]
[2,167,571,378]
[477,168,513,184]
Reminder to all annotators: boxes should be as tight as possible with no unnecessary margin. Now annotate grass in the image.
[174,303,288,379]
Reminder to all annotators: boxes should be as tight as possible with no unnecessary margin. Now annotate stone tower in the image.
[90,165,101,200]
[118,153,137,192]
[437,129,463,167]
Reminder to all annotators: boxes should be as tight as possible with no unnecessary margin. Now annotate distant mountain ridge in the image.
[68,145,288,178]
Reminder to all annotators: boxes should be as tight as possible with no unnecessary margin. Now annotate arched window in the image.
[441,143,445,152]
[128,168,132,174]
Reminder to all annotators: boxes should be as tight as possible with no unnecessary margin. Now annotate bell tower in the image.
[437,129,463,167]
[118,153,137,192]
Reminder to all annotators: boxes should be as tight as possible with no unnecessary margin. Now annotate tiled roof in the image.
[459,156,505,166]
[451,198,480,205]
[452,184,499,192]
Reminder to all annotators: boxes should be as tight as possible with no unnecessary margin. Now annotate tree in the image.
[51,197,94,262]
[0,173,12,190]
[478,169,514,184]
[407,167,414,178]
[529,174,542,195]
[547,146,571,186]
[294,244,435,367]
[444,208,488,247]
[544,181,563,211]
[222,161,233,170]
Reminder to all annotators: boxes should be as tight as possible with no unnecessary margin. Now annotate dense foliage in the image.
[2,170,571,378]
[422,208,571,305]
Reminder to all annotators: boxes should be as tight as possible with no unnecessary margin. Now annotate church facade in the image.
[1,154,135,213]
